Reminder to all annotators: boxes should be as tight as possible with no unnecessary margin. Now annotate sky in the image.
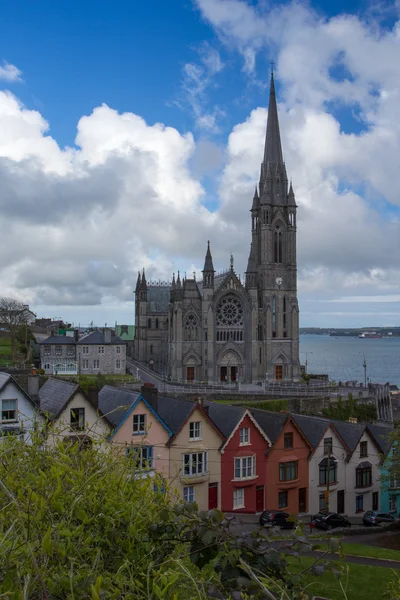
[1,0,400,328]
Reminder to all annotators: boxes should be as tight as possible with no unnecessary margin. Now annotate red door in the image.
[256,486,264,512]
[208,483,218,509]
[187,367,195,381]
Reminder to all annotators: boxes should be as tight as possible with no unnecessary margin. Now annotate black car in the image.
[311,512,351,530]
[363,511,397,526]
[259,510,294,528]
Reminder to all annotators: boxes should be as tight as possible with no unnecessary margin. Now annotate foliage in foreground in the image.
[0,432,396,600]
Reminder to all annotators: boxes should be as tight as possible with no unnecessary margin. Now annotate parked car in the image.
[311,512,351,530]
[259,510,295,529]
[363,511,397,526]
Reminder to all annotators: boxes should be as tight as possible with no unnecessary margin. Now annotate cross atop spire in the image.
[263,71,284,167]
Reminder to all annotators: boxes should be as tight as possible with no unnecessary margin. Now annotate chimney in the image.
[104,328,112,344]
[74,329,79,342]
[27,375,39,398]
[87,387,99,408]
[141,383,158,412]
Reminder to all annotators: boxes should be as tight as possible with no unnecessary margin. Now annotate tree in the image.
[0,297,32,361]
[0,427,355,600]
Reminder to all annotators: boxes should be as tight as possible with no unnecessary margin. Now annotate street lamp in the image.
[302,352,313,375]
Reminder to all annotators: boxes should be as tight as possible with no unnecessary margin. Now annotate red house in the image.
[208,404,273,513]
[260,414,312,515]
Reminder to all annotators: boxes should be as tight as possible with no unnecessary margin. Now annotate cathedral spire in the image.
[141,268,147,290]
[263,71,284,167]
[135,270,141,292]
[203,240,214,272]
[202,241,215,289]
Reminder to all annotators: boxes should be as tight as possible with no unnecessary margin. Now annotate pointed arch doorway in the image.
[218,350,242,383]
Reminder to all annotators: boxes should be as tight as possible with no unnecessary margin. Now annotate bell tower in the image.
[246,71,300,381]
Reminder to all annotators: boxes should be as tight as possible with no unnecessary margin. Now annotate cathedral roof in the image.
[147,285,171,313]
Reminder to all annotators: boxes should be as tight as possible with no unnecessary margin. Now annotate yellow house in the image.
[39,378,112,444]
[106,385,225,510]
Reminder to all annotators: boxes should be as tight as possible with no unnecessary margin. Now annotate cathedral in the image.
[134,73,300,383]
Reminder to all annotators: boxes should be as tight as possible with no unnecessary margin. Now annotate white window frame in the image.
[130,446,153,470]
[82,346,89,355]
[116,359,121,369]
[55,347,62,356]
[234,456,256,480]
[1,399,18,423]
[239,427,250,445]
[189,421,202,441]
[183,452,208,476]
[233,488,245,509]
[183,486,195,503]
[82,359,89,370]
[44,346,51,356]
[98,346,105,354]
[116,345,121,354]
[133,414,146,435]
[93,359,100,369]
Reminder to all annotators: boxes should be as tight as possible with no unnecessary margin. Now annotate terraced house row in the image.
[0,373,395,518]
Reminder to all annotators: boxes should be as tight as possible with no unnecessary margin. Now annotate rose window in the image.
[216,295,243,326]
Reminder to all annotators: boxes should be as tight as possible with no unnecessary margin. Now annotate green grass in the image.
[316,541,400,562]
[214,398,288,412]
[288,556,396,600]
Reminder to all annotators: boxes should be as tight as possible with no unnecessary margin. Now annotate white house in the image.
[0,372,44,442]
[38,378,112,444]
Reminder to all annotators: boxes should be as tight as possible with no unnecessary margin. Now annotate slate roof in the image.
[331,420,365,453]
[40,336,76,345]
[249,409,288,444]
[291,414,331,449]
[147,286,170,313]
[38,378,79,418]
[205,402,246,439]
[367,424,392,455]
[98,385,140,427]
[0,372,11,391]
[77,331,125,345]
[157,396,198,434]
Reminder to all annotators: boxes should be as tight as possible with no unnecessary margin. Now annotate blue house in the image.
[368,425,397,514]
[380,442,400,514]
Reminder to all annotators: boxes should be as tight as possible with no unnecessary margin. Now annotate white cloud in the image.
[0,61,22,83]
[178,42,225,131]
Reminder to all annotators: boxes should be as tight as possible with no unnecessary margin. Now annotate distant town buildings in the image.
[40,328,126,375]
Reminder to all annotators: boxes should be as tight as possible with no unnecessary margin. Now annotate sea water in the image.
[300,334,400,387]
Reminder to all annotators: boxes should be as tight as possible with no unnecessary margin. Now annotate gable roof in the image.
[156,395,197,433]
[367,424,392,455]
[250,409,288,444]
[39,378,80,418]
[290,414,332,449]
[39,378,112,426]
[98,385,140,427]
[331,420,365,455]
[108,392,174,439]
[0,372,39,407]
[40,336,76,345]
[204,402,246,439]
[77,331,125,345]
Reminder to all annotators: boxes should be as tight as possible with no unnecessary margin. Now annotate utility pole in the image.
[363,355,367,388]
[325,442,332,512]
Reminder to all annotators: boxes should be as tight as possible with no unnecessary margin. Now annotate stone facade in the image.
[41,329,126,375]
[134,73,300,383]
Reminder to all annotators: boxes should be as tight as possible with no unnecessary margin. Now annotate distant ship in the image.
[359,332,383,339]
